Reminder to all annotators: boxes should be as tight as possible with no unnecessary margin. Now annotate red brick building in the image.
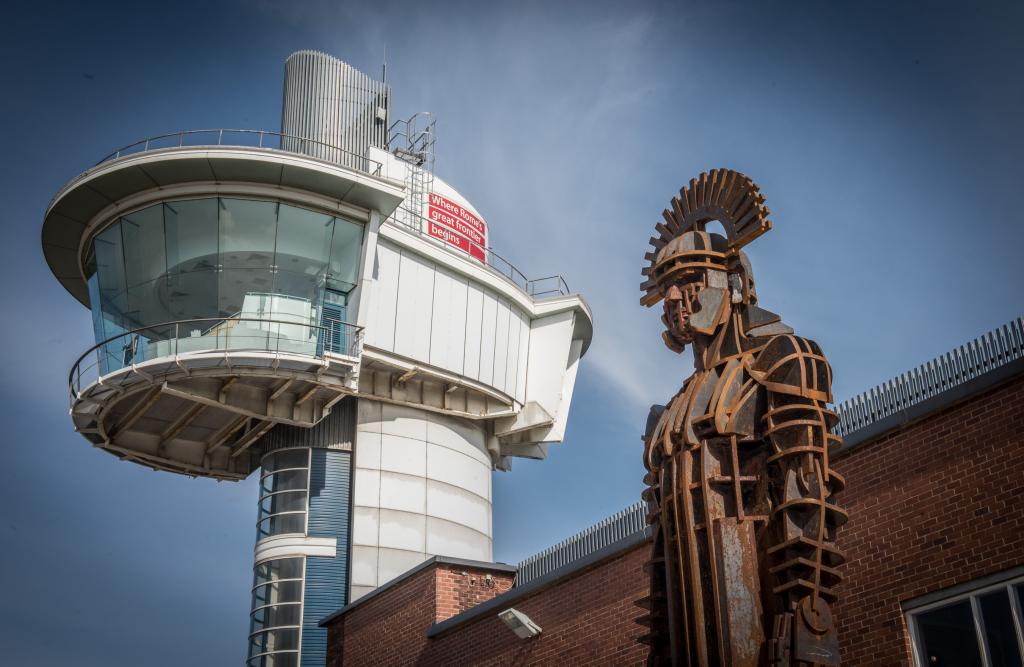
[321,319,1024,666]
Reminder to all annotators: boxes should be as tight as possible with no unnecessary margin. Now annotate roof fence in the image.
[515,501,648,586]
[833,316,1023,437]
[513,316,1024,585]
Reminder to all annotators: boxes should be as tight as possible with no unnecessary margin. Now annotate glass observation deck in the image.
[76,196,363,386]
[54,129,572,303]
[86,196,362,345]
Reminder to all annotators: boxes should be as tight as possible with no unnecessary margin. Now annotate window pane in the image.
[94,221,128,328]
[249,628,300,654]
[980,590,1024,667]
[272,271,320,316]
[165,199,218,274]
[251,580,303,608]
[122,203,167,288]
[916,600,983,667]
[221,267,276,319]
[253,557,303,585]
[250,602,302,631]
[327,217,363,289]
[258,491,307,518]
[219,198,276,269]
[163,268,219,321]
[275,204,332,278]
[260,469,308,494]
[256,513,306,540]
[263,450,309,474]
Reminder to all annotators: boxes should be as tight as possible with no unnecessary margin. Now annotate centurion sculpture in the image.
[637,169,846,666]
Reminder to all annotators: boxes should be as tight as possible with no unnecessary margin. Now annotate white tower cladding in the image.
[42,50,591,667]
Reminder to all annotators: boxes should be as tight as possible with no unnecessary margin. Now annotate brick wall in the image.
[832,375,1024,666]
[434,566,515,623]
[326,544,649,666]
[327,375,1024,666]
[326,562,514,667]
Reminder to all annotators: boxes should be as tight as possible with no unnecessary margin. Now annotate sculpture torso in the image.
[641,310,845,666]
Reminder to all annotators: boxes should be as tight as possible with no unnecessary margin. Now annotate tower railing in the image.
[69,317,364,405]
[92,129,384,173]
[387,206,571,299]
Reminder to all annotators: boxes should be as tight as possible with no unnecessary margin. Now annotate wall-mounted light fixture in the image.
[498,608,542,639]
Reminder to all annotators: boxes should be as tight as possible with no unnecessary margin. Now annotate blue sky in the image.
[1,0,1022,664]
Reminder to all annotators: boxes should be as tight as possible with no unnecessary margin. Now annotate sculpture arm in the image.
[750,335,847,665]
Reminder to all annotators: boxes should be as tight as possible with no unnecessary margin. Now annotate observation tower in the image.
[42,51,592,667]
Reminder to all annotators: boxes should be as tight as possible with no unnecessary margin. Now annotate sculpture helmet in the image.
[641,168,772,307]
[651,230,729,290]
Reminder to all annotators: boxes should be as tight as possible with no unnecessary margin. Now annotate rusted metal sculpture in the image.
[637,169,846,666]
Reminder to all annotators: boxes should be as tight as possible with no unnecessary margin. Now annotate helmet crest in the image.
[641,169,772,306]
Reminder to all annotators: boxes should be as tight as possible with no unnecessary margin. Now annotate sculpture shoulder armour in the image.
[748,334,833,403]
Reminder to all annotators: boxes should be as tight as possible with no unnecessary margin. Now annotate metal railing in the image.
[515,501,648,585]
[834,316,1024,437]
[512,319,1024,586]
[69,316,364,403]
[388,207,571,299]
[94,129,384,176]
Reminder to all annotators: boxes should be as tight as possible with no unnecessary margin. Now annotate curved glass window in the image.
[257,449,309,541]
[83,197,363,375]
[248,556,303,667]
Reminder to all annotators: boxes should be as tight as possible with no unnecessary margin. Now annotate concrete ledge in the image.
[425,527,653,639]
[319,556,516,627]
[835,357,1024,456]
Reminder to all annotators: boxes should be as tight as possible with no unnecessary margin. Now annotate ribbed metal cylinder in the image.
[281,50,390,169]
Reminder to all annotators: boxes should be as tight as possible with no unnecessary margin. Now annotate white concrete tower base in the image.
[350,399,492,600]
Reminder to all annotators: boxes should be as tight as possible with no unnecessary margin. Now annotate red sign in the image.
[427,221,486,262]
[426,193,487,262]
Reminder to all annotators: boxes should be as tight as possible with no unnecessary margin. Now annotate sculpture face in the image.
[661,275,704,351]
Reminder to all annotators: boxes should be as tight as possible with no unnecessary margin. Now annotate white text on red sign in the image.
[428,206,485,246]
[428,193,486,235]
[427,222,485,262]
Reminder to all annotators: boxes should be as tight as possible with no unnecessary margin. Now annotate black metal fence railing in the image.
[515,501,648,586]
[833,316,1024,437]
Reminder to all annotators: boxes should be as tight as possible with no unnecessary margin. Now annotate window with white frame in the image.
[906,571,1024,667]
[256,449,310,541]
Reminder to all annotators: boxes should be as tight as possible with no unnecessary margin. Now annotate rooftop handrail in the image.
[92,128,384,174]
[513,317,1024,584]
[832,316,1024,437]
[69,316,364,405]
[515,500,648,585]
[387,207,571,299]
[49,129,388,216]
